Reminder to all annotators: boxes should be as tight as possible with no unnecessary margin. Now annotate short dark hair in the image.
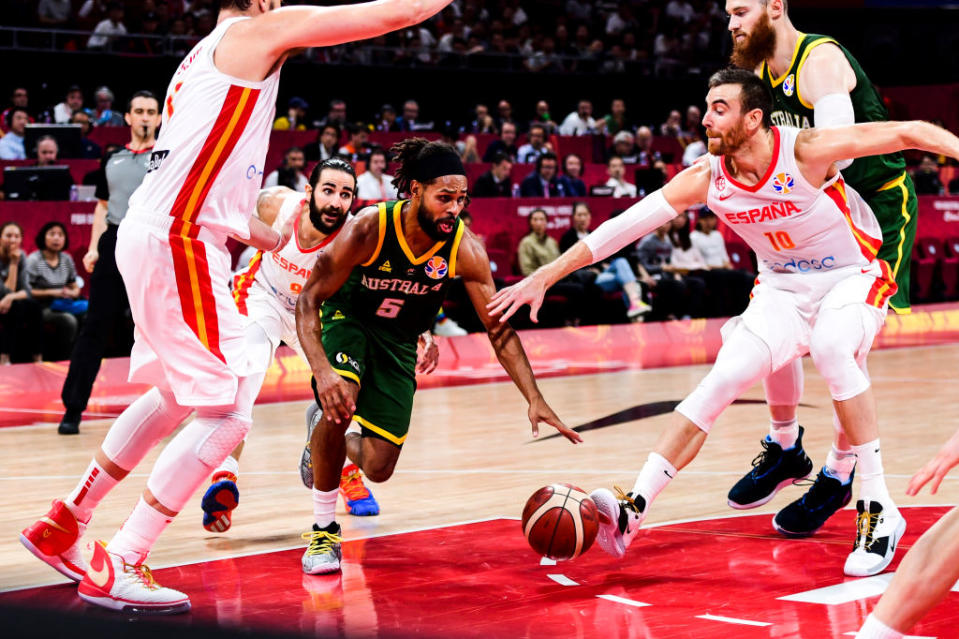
[367,147,388,164]
[708,67,773,128]
[285,146,305,157]
[529,123,546,136]
[127,90,158,113]
[491,151,511,166]
[562,153,582,174]
[320,123,340,137]
[309,157,357,192]
[6,106,29,124]
[35,221,69,252]
[528,208,548,229]
[535,151,558,172]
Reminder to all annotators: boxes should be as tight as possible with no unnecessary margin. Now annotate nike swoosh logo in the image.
[664,470,673,478]
[862,268,872,274]
[111,160,124,165]
[39,516,70,534]
[717,193,734,201]
[87,544,111,589]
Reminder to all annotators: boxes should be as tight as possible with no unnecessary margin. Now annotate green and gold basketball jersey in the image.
[760,33,906,195]
[322,200,464,342]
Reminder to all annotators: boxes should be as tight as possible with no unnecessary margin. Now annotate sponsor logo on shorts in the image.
[335,352,360,372]
[783,74,795,97]
[424,256,448,280]
[146,150,170,173]
[772,172,794,195]
[763,255,836,273]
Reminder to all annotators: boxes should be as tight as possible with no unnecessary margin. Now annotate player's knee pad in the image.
[763,358,804,406]
[809,305,878,401]
[101,387,193,471]
[676,322,774,433]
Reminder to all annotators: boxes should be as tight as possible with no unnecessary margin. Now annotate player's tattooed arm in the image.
[457,230,581,444]
[295,207,379,424]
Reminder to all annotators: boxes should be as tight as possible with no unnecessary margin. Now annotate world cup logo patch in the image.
[773,172,794,195]
[424,256,448,280]
[783,74,795,97]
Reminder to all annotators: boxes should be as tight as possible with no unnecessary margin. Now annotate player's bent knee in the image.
[809,310,872,400]
[195,416,252,467]
[361,456,397,483]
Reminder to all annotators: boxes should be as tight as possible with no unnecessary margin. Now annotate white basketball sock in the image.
[824,445,856,484]
[313,487,338,528]
[851,439,894,507]
[214,454,240,481]
[856,613,903,639]
[768,418,799,450]
[106,497,173,565]
[632,452,677,508]
[65,459,116,524]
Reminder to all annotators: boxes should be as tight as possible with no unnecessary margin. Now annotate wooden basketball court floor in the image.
[2,343,958,637]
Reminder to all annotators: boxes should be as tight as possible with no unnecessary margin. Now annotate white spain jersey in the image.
[707,126,884,278]
[127,16,280,239]
[233,192,342,314]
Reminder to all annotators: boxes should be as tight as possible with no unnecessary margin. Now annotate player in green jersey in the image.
[724,0,924,539]
[295,138,580,574]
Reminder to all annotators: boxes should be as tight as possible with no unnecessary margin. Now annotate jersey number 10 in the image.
[763,231,796,251]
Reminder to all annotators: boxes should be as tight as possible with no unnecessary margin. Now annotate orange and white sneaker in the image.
[20,499,89,582]
[78,541,191,614]
[340,464,379,516]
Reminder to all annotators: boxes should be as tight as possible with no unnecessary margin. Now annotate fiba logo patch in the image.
[783,74,795,97]
[424,256,448,280]
[773,172,795,195]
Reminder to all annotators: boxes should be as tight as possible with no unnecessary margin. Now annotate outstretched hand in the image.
[529,396,581,444]
[487,274,549,323]
[907,428,959,496]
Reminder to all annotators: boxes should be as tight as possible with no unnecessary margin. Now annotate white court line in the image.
[696,613,771,627]
[596,594,650,607]
[547,574,579,586]
[539,557,557,566]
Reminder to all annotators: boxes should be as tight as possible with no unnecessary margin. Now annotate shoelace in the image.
[340,469,371,500]
[302,530,343,556]
[749,439,775,474]
[613,485,640,514]
[854,509,880,550]
[122,561,160,591]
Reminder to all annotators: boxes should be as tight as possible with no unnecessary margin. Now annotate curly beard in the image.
[730,11,776,71]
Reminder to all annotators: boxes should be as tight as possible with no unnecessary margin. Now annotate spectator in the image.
[665,212,709,317]
[634,126,663,168]
[913,155,944,195]
[463,104,496,134]
[373,103,399,132]
[356,148,398,201]
[315,98,347,129]
[264,147,309,191]
[495,99,516,132]
[525,37,562,73]
[70,111,103,159]
[606,1,637,36]
[566,0,592,22]
[90,86,124,127]
[660,109,683,138]
[558,153,587,197]
[273,96,309,131]
[517,209,586,325]
[458,135,481,163]
[38,0,72,26]
[53,86,84,124]
[472,152,513,198]
[682,105,703,145]
[311,123,341,162]
[689,209,753,317]
[517,123,550,164]
[603,98,631,136]
[87,2,127,50]
[608,130,640,164]
[559,99,597,136]
[1,88,31,134]
[34,136,65,167]
[398,99,433,131]
[128,11,163,55]
[635,221,695,321]
[520,151,565,197]
[337,123,371,163]
[530,100,558,135]
[604,156,638,197]
[26,222,85,361]
[0,222,42,365]
[0,108,29,160]
[665,0,696,23]
[482,121,518,162]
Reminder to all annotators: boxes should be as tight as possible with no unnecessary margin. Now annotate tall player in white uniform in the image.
[489,68,959,577]
[19,0,455,614]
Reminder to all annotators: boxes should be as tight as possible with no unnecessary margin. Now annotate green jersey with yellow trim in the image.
[760,33,906,195]
[322,199,464,342]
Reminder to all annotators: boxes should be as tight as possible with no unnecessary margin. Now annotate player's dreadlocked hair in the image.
[390,137,463,196]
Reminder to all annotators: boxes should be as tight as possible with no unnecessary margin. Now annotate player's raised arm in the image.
[487,161,710,323]
[455,230,581,444]
[295,207,379,423]
[796,121,959,187]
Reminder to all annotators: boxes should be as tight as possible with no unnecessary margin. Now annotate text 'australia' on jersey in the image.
[707,127,883,276]
[322,200,465,342]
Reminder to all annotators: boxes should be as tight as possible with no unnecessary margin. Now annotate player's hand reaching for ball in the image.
[487,272,549,323]
[529,395,581,444]
[313,369,356,425]
[907,427,959,496]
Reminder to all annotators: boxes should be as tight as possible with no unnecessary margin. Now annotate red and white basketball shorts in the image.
[238,284,307,363]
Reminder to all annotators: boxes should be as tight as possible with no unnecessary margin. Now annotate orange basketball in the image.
[521,483,599,560]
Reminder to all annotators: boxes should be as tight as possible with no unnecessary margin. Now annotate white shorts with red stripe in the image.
[728,260,895,372]
[116,213,266,407]
[239,283,306,363]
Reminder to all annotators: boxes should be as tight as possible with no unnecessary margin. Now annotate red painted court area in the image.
[3,507,956,638]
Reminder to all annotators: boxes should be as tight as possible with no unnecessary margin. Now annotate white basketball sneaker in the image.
[302,522,343,575]
[844,499,906,577]
[589,487,646,559]
[77,541,191,613]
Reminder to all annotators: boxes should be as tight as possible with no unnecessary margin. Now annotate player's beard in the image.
[308,198,346,235]
[417,204,456,242]
[707,121,749,156]
[730,11,776,70]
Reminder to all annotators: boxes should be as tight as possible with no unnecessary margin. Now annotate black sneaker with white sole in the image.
[773,468,854,538]
[728,426,814,509]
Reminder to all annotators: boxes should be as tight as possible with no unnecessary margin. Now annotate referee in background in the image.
[57,91,160,435]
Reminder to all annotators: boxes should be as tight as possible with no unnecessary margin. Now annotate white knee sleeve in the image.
[676,322,774,433]
[763,358,804,406]
[101,387,193,471]
[810,305,880,401]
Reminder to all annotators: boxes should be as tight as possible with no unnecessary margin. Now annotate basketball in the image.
[521,483,600,561]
